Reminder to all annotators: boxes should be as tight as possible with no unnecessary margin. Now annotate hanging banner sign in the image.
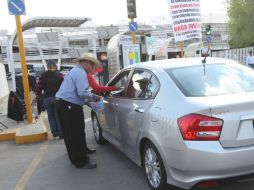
[167,0,202,42]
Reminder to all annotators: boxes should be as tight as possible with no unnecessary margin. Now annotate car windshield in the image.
[166,63,254,97]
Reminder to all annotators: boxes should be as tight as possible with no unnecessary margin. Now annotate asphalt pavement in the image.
[0,109,254,190]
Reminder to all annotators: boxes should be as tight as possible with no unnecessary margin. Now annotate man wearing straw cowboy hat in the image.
[55,53,102,169]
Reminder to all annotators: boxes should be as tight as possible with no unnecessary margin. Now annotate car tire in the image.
[92,113,106,144]
[143,142,167,190]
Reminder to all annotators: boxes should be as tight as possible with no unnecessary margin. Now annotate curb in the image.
[15,131,48,144]
[0,117,48,144]
[0,129,17,141]
[15,117,48,144]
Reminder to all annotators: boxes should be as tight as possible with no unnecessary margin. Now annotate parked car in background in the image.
[15,69,36,77]
[91,57,254,190]
[27,69,36,77]
[60,69,70,76]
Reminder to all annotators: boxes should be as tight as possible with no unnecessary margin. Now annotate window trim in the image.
[125,68,161,100]
[107,68,134,98]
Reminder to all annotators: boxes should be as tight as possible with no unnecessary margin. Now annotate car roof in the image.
[127,57,237,70]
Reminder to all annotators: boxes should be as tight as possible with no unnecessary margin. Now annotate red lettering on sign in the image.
[174,24,188,32]
[188,23,201,29]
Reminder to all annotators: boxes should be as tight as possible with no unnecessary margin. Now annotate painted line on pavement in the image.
[15,116,48,190]
[14,116,90,190]
[14,142,48,190]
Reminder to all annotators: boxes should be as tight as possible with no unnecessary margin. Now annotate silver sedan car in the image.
[91,57,254,190]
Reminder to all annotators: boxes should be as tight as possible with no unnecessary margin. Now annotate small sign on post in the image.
[129,21,138,44]
[129,22,138,32]
[8,0,26,15]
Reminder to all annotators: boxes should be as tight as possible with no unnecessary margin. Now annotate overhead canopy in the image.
[12,16,92,43]
[22,16,91,31]
[8,16,92,91]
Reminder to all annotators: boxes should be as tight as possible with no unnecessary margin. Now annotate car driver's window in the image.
[146,76,160,98]
[109,70,130,97]
[126,70,152,99]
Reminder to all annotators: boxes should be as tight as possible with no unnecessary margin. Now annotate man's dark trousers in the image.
[55,99,88,167]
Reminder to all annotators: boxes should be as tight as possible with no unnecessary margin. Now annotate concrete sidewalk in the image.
[0,95,48,144]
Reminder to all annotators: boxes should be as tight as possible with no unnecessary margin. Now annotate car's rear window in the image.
[166,63,254,97]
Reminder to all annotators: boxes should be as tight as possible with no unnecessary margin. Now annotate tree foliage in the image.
[227,0,254,48]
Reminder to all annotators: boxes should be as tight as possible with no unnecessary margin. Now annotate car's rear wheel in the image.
[92,113,105,144]
[143,142,167,190]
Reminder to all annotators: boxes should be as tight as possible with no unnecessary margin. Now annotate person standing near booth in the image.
[246,50,254,68]
[55,53,102,169]
[35,60,63,139]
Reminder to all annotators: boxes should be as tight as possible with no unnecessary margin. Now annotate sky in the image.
[0,0,227,33]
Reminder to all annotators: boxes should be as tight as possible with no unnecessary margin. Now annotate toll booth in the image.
[107,33,142,82]
[106,31,175,82]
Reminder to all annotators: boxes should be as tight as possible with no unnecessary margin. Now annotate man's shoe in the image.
[76,161,97,169]
[86,148,96,154]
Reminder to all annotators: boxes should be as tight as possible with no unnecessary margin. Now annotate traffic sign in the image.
[129,22,138,32]
[8,0,26,15]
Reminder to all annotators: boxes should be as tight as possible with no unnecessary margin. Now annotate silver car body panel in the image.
[189,92,254,148]
[96,58,254,189]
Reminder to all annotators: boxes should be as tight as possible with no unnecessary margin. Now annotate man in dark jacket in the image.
[35,60,63,139]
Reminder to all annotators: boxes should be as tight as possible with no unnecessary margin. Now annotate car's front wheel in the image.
[143,142,167,190]
[92,113,105,144]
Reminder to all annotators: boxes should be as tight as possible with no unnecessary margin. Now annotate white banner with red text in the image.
[167,0,202,42]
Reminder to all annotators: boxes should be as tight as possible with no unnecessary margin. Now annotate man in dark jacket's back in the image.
[35,60,63,139]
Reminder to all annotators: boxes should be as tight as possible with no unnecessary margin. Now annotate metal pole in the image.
[131,18,136,44]
[180,41,184,58]
[8,34,16,91]
[15,16,33,124]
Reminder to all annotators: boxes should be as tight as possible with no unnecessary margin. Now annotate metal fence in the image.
[211,46,254,64]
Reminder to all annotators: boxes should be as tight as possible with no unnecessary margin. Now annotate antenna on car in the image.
[202,46,210,76]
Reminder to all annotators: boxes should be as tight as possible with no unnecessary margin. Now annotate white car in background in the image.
[60,69,70,76]
[15,69,36,77]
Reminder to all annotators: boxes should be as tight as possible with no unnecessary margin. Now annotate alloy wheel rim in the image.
[144,147,161,188]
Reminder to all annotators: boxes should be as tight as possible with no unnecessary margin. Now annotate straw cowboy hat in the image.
[72,53,101,68]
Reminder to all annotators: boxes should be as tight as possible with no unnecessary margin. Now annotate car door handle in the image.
[111,103,118,107]
[134,107,144,113]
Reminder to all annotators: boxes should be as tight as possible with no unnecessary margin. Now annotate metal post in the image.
[15,16,33,124]
[57,41,63,70]
[92,34,97,58]
[36,40,47,70]
[8,34,16,91]
[180,41,184,58]
[131,18,136,44]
